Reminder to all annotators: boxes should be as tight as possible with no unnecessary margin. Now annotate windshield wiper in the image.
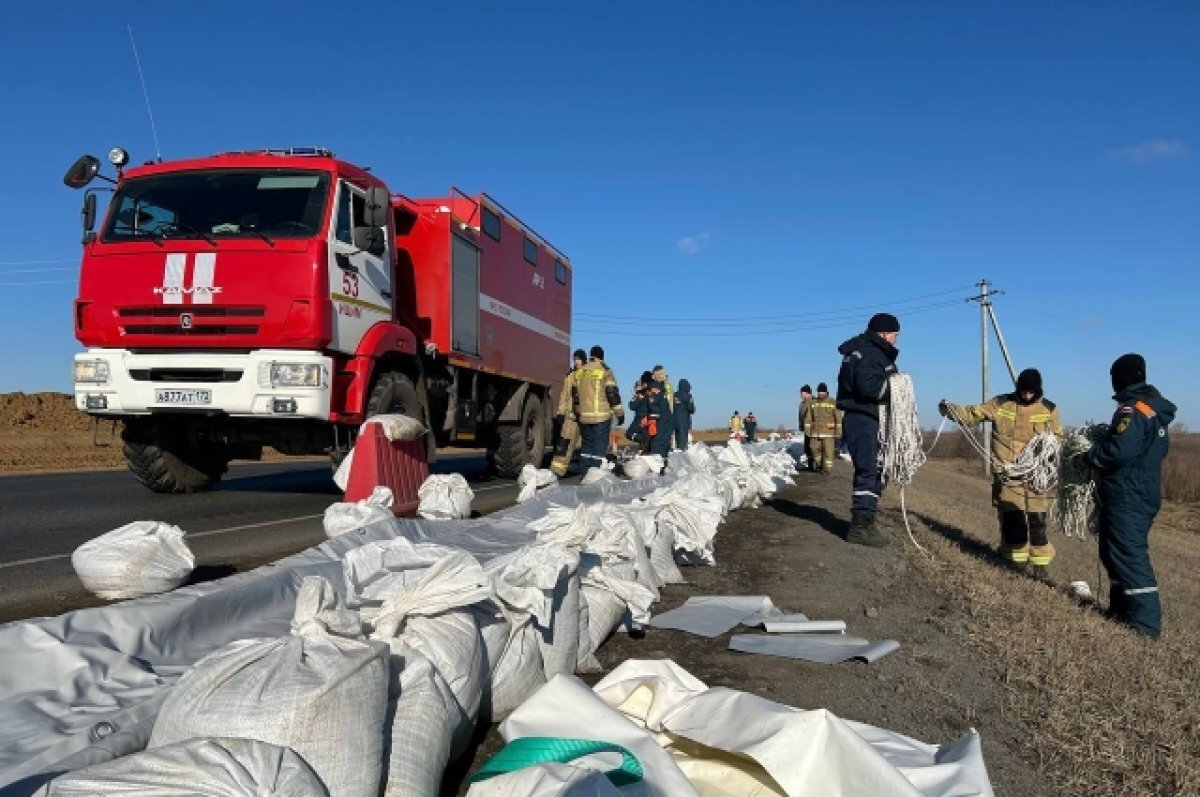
[114,227,165,247]
[241,227,276,247]
[159,222,218,247]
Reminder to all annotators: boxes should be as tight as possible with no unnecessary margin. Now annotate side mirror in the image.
[63,155,102,189]
[364,186,389,228]
[81,192,98,243]
[353,226,386,257]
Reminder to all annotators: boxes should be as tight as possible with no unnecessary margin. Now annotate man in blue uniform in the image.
[1083,353,1176,638]
[836,313,900,547]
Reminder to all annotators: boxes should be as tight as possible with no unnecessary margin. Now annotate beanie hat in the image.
[572,349,587,362]
[801,384,812,394]
[639,370,654,384]
[589,345,605,360]
[1015,368,1043,403]
[868,313,900,333]
[1110,353,1146,393]
[817,382,828,393]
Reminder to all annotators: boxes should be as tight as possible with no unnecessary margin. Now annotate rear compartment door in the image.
[451,234,479,355]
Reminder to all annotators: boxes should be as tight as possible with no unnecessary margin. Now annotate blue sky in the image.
[1,2,1196,429]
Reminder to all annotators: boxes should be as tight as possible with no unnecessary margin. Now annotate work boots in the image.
[846,510,888,548]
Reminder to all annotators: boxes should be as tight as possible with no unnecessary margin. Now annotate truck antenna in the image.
[127,25,163,163]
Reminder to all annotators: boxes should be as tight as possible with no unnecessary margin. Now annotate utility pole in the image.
[968,280,997,475]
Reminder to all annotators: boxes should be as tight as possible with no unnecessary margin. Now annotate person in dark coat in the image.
[644,376,675,460]
[836,313,900,547]
[627,371,653,453]
[1082,353,1177,638]
[673,378,696,449]
[744,412,759,443]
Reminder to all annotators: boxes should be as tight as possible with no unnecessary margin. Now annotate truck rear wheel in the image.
[121,420,230,494]
[490,394,546,477]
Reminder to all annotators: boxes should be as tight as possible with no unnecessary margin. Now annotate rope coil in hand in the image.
[878,373,931,556]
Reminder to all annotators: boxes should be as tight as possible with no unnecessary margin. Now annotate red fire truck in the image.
[63,147,571,492]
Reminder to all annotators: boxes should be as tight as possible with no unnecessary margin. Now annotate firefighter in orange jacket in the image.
[803,383,841,473]
[940,368,1064,571]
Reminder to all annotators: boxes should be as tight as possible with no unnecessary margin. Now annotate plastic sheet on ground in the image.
[491,659,992,797]
[71,521,195,600]
[648,595,782,638]
[33,737,328,796]
[729,633,900,664]
[466,761,624,796]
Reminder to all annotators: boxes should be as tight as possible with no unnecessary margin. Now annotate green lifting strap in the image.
[469,736,644,787]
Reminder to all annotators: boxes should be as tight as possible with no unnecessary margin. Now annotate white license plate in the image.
[154,389,212,405]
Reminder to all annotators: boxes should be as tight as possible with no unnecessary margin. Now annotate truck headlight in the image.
[74,360,110,384]
[259,362,326,388]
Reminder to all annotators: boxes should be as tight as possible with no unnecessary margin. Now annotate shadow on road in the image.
[215,467,341,495]
[769,497,850,540]
[185,564,238,586]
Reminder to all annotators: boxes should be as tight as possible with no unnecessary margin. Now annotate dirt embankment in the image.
[0,392,296,474]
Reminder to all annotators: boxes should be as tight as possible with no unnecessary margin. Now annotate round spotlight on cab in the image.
[107,147,130,167]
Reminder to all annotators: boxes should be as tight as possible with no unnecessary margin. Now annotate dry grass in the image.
[925,427,1200,505]
[1164,432,1200,503]
[898,462,1200,796]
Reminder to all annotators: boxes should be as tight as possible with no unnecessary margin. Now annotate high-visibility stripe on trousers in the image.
[843,412,883,514]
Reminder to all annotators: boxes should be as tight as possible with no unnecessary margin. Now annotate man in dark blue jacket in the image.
[836,313,900,547]
[1083,353,1176,638]
[673,378,695,449]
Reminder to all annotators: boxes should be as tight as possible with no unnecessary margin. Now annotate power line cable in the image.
[575,285,976,324]
[576,298,966,337]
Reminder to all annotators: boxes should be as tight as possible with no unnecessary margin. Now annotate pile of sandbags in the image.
[29,441,805,797]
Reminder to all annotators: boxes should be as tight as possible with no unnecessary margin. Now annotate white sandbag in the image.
[35,737,328,796]
[518,464,559,502]
[686,442,719,473]
[626,503,683,585]
[346,542,491,797]
[475,605,546,720]
[581,463,618,485]
[466,761,624,796]
[324,486,395,538]
[579,558,656,654]
[71,521,195,600]
[150,576,389,797]
[365,413,428,441]
[418,473,476,520]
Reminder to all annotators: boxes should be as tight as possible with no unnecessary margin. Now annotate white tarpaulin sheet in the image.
[494,660,992,797]
[730,633,901,664]
[648,595,781,637]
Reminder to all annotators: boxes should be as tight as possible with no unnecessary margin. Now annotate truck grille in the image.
[129,368,244,383]
[118,306,265,337]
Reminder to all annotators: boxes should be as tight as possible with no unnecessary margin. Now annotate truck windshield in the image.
[102,169,331,242]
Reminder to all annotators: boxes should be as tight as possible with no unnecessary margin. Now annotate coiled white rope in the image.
[877,373,931,556]
[1053,424,1106,540]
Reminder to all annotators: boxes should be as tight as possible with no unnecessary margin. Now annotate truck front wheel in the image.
[121,420,231,494]
[489,394,546,477]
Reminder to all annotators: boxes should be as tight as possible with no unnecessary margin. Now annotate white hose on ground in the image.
[878,373,931,557]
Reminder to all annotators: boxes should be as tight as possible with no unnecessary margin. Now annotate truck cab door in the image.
[328,182,393,353]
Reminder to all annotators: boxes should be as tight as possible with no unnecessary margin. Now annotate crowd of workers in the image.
[837,312,1174,639]
[549,319,1176,639]
[550,347,695,478]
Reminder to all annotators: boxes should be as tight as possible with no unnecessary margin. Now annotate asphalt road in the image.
[0,453,535,622]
